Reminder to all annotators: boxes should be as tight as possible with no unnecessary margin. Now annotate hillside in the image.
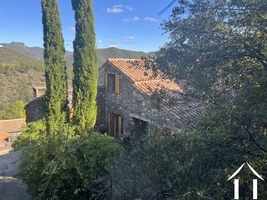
[1,42,155,68]
[0,42,155,112]
[0,47,45,110]
[0,42,44,61]
[0,47,44,71]
[66,47,155,68]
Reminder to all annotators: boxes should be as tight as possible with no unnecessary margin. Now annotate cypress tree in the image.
[71,0,98,133]
[41,0,69,134]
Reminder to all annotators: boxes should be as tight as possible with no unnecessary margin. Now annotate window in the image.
[105,74,120,94]
[108,113,122,138]
[108,74,115,92]
[132,117,148,134]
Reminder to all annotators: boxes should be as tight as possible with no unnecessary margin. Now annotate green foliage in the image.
[41,0,69,134]
[17,131,122,199]
[108,131,198,199]
[139,0,267,199]
[152,0,267,102]
[0,47,45,73]
[0,70,45,111]
[12,120,46,150]
[0,100,26,120]
[72,0,98,132]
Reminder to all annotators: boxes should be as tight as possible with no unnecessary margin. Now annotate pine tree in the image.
[71,0,98,133]
[41,0,69,134]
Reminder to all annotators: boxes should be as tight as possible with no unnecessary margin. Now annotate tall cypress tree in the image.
[41,0,69,134]
[71,0,98,133]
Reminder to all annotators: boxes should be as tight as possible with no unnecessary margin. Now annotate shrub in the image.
[0,100,26,120]
[16,131,123,199]
[12,120,46,150]
[108,131,195,200]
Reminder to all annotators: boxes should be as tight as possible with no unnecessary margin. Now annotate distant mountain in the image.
[66,47,155,68]
[1,42,155,68]
[0,42,44,61]
[0,42,154,111]
[0,46,44,69]
[0,46,45,110]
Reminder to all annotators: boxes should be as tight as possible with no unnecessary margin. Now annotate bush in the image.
[0,100,26,120]
[16,130,123,199]
[12,120,46,150]
[108,131,195,200]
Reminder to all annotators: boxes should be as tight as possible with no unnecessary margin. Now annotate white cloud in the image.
[126,5,133,11]
[68,27,75,31]
[107,5,123,13]
[144,17,159,22]
[122,36,135,40]
[107,45,119,48]
[96,40,103,43]
[123,16,139,22]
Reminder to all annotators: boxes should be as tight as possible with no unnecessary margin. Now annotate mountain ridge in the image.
[0,42,155,68]
[0,42,155,112]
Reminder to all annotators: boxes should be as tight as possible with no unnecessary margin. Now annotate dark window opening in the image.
[108,74,115,92]
[131,118,148,139]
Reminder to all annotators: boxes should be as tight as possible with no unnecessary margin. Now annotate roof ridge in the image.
[134,78,163,83]
[107,58,141,61]
[0,118,26,122]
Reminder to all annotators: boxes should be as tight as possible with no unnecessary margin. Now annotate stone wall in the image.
[95,63,182,139]
[25,97,45,123]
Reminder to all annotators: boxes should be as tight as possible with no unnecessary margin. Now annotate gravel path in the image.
[0,146,31,200]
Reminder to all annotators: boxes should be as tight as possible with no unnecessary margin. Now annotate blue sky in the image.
[0,0,175,52]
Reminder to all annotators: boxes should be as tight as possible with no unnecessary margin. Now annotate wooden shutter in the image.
[115,74,120,94]
[155,126,163,133]
[108,113,114,137]
[104,74,108,92]
[96,104,101,125]
[155,126,163,140]
[117,116,122,138]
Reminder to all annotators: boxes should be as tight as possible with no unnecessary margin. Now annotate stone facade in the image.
[25,97,45,123]
[25,58,203,139]
[95,58,204,139]
[25,87,73,123]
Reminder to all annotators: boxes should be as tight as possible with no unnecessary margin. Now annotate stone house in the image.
[25,58,203,139]
[95,58,203,139]
[25,87,73,123]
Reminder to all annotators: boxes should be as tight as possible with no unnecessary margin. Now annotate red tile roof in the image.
[0,133,11,143]
[0,118,26,134]
[106,58,204,128]
[107,58,163,82]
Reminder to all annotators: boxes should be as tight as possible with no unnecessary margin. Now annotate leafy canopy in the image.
[142,0,267,198]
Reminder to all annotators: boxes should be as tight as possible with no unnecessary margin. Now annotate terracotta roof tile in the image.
[106,58,204,128]
[0,133,11,144]
[0,118,26,134]
[107,58,163,82]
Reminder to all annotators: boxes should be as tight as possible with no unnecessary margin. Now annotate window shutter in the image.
[117,116,122,138]
[108,113,114,137]
[104,74,108,92]
[115,74,120,94]
[155,126,163,140]
[155,126,163,133]
[96,104,101,125]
